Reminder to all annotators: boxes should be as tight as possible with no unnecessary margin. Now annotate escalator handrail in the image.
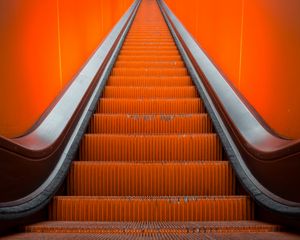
[159,0,300,217]
[0,0,141,219]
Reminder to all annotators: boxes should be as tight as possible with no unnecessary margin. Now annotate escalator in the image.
[1,0,300,239]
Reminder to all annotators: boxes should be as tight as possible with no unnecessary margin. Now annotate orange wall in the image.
[165,0,300,139]
[0,0,133,138]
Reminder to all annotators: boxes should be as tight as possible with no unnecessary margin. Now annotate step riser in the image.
[111,68,188,77]
[96,99,205,114]
[102,87,197,98]
[124,39,174,43]
[26,221,281,234]
[117,56,182,61]
[88,114,212,134]
[79,134,222,162]
[50,197,252,221]
[107,77,193,86]
[121,47,178,51]
[126,35,172,38]
[68,162,235,196]
[114,61,184,68]
[120,50,179,54]
[126,37,172,40]
[123,43,176,47]
[119,53,181,58]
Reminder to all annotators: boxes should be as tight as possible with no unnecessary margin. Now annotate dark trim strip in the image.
[0,0,141,219]
[158,0,300,217]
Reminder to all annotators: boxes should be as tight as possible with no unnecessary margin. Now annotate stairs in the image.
[3,0,299,239]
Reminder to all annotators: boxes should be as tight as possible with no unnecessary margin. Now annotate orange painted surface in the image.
[165,0,300,139]
[0,1,61,138]
[0,0,133,138]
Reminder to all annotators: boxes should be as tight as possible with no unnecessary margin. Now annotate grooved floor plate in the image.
[25,221,281,234]
[3,232,300,240]
[107,76,193,86]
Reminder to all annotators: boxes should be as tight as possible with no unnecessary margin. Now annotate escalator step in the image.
[111,68,188,77]
[79,134,222,162]
[119,50,180,56]
[123,42,176,47]
[49,196,253,221]
[102,86,197,98]
[114,61,184,68]
[125,35,173,38]
[121,46,178,51]
[126,35,173,38]
[107,76,193,86]
[96,99,204,114]
[124,39,174,43]
[88,114,212,134]
[117,55,182,61]
[67,162,235,196]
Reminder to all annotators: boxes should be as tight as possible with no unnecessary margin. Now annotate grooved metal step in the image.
[67,161,235,196]
[96,98,205,114]
[49,196,253,221]
[79,134,222,162]
[102,86,197,98]
[88,114,211,134]
[107,76,193,86]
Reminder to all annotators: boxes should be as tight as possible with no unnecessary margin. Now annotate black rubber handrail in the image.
[0,0,141,220]
[158,0,300,217]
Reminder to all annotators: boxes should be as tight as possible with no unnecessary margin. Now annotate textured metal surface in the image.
[67,162,235,196]
[49,196,252,221]
[107,76,193,86]
[114,61,183,67]
[25,221,281,233]
[102,86,198,98]
[4,232,300,240]
[111,68,187,76]
[96,98,204,114]
[79,134,222,161]
[88,114,211,134]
